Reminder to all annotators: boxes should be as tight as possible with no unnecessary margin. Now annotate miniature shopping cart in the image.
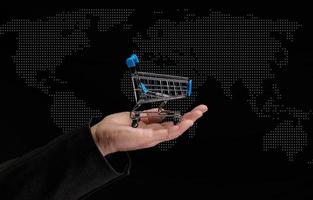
[126,54,192,128]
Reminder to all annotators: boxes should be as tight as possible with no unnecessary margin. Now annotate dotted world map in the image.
[1,9,312,164]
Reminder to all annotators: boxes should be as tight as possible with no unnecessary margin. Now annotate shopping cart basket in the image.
[126,54,192,128]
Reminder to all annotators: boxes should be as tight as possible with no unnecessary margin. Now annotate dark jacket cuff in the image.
[61,123,131,199]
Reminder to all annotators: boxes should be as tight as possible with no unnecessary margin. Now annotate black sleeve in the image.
[0,122,131,200]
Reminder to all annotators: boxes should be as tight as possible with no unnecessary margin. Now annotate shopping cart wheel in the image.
[132,119,139,128]
[131,112,140,128]
[173,112,181,125]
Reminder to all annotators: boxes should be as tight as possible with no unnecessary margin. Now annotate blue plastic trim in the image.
[139,82,148,94]
[187,79,192,96]
[126,57,136,68]
[131,54,139,64]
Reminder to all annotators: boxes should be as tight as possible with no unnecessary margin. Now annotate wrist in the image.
[90,124,112,157]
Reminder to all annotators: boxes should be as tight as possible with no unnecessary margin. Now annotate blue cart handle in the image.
[187,79,192,96]
[126,54,139,68]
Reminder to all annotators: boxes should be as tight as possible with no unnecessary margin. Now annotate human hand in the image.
[90,104,208,156]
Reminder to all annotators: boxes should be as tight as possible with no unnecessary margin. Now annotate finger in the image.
[181,109,203,122]
[165,119,194,141]
[178,119,194,133]
[192,104,208,113]
[181,104,207,122]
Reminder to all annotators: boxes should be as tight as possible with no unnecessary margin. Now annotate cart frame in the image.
[126,54,192,128]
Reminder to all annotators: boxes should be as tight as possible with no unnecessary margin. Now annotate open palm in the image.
[91,104,208,156]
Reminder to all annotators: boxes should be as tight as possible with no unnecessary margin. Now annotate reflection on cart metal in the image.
[126,54,192,128]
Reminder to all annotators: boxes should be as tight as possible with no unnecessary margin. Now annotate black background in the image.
[1,7,313,199]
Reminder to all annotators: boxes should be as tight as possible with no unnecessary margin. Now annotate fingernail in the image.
[203,105,208,112]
